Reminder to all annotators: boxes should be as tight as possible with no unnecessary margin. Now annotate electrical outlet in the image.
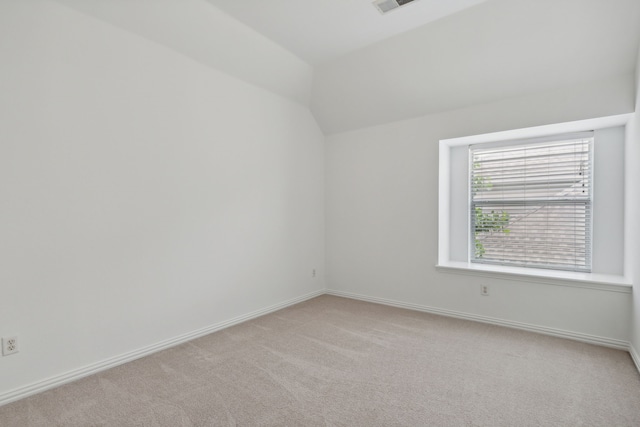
[312,269,316,277]
[2,336,19,356]
[480,285,490,296]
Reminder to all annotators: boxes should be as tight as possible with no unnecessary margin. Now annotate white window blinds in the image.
[470,134,593,272]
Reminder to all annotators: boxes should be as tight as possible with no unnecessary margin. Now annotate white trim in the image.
[436,261,632,293]
[440,114,633,147]
[630,344,640,375]
[0,289,324,407]
[438,137,451,265]
[325,289,630,350]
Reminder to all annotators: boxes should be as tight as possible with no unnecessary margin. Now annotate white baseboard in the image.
[630,344,640,374]
[326,289,630,350]
[0,289,324,407]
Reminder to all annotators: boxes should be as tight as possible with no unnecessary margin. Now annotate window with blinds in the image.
[470,133,593,272]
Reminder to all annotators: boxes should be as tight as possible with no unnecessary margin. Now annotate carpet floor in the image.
[1,295,640,426]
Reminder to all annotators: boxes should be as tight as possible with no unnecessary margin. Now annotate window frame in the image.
[436,114,631,291]
[468,134,594,273]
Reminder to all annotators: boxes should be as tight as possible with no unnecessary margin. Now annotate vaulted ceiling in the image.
[53,0,640,135]
[204,0,489,65]
[311,0,640,133]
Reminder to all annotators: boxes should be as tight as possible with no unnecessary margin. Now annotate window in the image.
[439,116,629,288]
[469,133,593,272]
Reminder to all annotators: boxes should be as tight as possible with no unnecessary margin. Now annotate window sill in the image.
[435,261,632,293]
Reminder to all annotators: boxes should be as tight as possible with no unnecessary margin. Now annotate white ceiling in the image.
[53,0,315,105]
[204,0,640,134]
[204,0,489,65]
[53,0,640,135]
[311,0,640,133]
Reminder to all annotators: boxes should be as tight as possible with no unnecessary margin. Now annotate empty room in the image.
[2,0,640,425]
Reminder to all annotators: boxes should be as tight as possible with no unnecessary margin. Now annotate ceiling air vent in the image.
[373,0,418,14]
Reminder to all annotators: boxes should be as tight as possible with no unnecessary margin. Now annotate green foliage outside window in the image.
[472,163,511,258]
[474,208,510,257]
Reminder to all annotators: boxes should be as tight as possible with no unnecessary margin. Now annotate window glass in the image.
[470,135,593,272]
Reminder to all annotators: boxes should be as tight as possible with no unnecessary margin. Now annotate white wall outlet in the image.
[312,269,316,277]
[480,285,490,296]
[2,336,19,356]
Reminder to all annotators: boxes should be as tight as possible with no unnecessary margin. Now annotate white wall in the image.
[627,45,640,363]
[0,0,324,399]
[326,74,635,344]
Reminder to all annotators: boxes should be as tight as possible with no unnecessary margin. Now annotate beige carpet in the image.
[1,295,640,426]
